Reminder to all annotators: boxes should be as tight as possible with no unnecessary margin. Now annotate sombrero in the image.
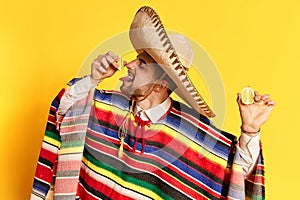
[129,6,215,118]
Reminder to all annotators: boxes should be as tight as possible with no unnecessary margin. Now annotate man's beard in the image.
[121,83,156,100]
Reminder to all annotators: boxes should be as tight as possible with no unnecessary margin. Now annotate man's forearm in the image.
[238,132,261,177]
[57,76,97,115]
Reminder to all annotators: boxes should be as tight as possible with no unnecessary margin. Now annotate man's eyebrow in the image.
[138,58,147,65]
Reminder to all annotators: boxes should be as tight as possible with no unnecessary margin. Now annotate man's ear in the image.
[154,80,169,92]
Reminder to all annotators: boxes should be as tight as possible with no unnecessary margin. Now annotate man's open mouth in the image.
[119,71,135,82]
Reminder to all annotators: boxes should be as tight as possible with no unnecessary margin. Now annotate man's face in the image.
[119,52,161,97]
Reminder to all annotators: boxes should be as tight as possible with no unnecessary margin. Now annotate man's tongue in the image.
[119,77,130,82]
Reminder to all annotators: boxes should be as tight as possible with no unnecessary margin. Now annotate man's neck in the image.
[136,92,169,110]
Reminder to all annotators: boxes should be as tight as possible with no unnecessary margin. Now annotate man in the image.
[31,6,275,200]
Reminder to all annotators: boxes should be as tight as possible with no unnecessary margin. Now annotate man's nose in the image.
[125,60,137,70]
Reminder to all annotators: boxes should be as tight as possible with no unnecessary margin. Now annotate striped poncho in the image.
[31,80,265,200]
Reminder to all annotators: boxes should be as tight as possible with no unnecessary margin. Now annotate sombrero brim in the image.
[129,6,215,118]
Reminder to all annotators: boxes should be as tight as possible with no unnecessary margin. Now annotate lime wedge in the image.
[241,87,255,105]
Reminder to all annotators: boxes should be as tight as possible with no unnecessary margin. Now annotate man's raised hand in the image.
[90,51,120,84]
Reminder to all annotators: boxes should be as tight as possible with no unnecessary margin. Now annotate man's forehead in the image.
[137,51,157,64]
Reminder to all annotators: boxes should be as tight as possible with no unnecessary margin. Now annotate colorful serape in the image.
[31,79,265,200]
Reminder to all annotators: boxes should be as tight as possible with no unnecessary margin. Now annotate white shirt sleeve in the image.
[238,132,261,177]
[57,76,97,115]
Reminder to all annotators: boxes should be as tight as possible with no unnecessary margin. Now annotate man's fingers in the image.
[266,99,276,106]
[236,93,243,104]
[106,51,117,60]
[98,52,118,69]
[92,60,100,68]
[92,60,107,75]
[92,62,103,73]
[254,96,261,102]
[105,54,118,69]
[91,52,119,82]
[100,56,110,69]
[236,93,241,102]
[254,91,260,96]
[253,91,261,102]
[99,67,107,74]
[261,94,271,101]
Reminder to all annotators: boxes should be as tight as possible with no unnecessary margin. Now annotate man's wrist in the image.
[240,125,260,137]
[90,75,101,85]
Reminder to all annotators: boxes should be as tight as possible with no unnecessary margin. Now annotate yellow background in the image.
[0,0,299,199]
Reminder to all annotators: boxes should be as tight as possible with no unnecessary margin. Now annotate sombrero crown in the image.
[129,6,215,118]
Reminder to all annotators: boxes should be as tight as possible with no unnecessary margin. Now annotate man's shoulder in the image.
[170,99,211,125]
[65,77,83,87]
[94,89,129,100]
[94,89,130,109]
[170,99,236,142]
